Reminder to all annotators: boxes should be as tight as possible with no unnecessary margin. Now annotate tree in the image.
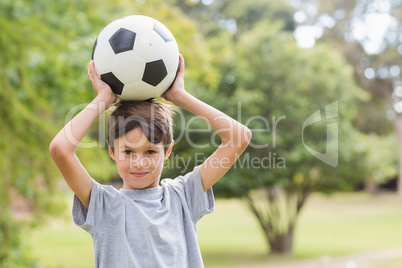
[0,0,119,265]
[169,0,372,254]
[0,1,66,265]
[290,0,401,197]
[211,21,370,254]
[163,0,298,181]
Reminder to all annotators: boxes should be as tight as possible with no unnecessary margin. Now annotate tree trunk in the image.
[365,177,379,194]
[243,187,309,255]
[268,226,294,255]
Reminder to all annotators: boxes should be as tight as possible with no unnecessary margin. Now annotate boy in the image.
[49,55,252,267]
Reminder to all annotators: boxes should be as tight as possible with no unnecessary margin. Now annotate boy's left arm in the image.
[164,55,252,191]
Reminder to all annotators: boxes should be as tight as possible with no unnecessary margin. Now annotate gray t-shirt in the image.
[72,166,214,268]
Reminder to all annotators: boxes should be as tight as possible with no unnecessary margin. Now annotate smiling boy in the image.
[49,55,252,267]
[107,100,175,190]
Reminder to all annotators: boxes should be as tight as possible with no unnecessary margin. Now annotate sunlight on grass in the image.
[295,192,402,259]
[29,221,94,268]
[374,256,402,268]
[28,191,402,267]
[198,199,269,267]
[28,195,94,268]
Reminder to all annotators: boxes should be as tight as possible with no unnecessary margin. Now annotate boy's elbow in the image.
[49,139,69,160]
[49,140,61,158]
[239,126,252,148]
[244,127,253,145]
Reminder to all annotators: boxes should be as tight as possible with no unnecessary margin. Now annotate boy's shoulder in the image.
[89,179,125,206]
[161,165,201,184]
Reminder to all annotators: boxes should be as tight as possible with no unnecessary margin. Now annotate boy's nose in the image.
[130,155,149,169]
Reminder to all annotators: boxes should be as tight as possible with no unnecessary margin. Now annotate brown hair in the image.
[108,100,175,152]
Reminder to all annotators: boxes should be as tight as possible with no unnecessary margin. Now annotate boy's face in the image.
[109,127,172,190]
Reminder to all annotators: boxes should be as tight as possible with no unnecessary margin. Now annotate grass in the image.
[375,257,402,268]
[295,192,402,258]
[27,191,402,267]
[28,218,94,268]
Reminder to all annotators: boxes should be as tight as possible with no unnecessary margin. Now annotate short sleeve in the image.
[72,179,119,235]
[163,166,215,223]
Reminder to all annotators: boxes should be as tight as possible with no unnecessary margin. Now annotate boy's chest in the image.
[120,196,189,245]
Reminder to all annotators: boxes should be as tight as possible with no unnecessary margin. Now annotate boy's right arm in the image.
[49,61,116,210]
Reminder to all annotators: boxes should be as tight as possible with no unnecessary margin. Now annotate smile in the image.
[130,172,148,178]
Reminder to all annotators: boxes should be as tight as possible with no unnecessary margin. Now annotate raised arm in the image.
[49,61,116,209]
[163,55,252,191]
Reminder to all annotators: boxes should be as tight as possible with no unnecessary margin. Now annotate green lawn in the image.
[28,191,402,267]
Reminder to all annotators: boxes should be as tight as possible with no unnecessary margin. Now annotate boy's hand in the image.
[88,60,117,105]
[162,54,187,105]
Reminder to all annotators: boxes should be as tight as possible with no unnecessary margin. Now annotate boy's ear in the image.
[108,145,116,161]
[107,140,116,161]
[164,141,174,160]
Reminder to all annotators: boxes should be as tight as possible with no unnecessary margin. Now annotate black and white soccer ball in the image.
[92,15,180,100]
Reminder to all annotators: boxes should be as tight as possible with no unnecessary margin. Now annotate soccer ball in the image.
[92,15,180,100]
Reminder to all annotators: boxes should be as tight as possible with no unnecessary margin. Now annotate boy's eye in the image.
[124,150,133,155]
[147,150,156,154]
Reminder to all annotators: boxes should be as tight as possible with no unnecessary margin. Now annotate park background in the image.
[1,0,402,267]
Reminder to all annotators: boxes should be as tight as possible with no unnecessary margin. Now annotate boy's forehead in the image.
[116,128,164,149]
[118,143,164,149]
[119,128,147,143]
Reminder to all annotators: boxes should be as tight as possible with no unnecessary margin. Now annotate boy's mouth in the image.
[130,172,148,178]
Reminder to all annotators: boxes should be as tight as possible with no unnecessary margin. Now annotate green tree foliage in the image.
[291,0,401,193]
[0,1,64,265]
[212,0,295,33]
[362,134,398,190]
[170,0,374,254]
[0,0,220,265]
[208,21,369,254]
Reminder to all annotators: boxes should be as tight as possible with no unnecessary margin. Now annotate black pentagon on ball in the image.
[109,28,136,54]
[142,59,168,87]
[101,72,124,95]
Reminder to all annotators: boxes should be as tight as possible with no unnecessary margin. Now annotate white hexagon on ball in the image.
[92,15,180,101]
